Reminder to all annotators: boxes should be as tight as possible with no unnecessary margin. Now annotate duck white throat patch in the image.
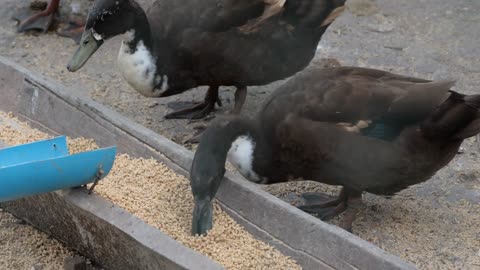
[227,135,264,183]
[117,30,168,97]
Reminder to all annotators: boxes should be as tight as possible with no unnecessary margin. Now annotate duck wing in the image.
[147,0,263,37]
[148,0,345,36]
[149,0,346,85]
[273,112,411,193]
[262,66,454,141]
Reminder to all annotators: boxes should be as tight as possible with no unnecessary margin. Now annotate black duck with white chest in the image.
[66,0,346,119]
[189,66,480,235]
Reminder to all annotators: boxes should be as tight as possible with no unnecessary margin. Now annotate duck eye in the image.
[83,39,89,45]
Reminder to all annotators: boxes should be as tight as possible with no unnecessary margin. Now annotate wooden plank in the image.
[0,56,416,270]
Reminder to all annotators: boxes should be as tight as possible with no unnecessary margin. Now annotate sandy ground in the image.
[0,0,480,269]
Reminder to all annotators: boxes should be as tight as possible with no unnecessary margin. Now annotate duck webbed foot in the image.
[165,86,220,119]
[298,188,362,232]
[12,0,60,34]
[57,19,85,44]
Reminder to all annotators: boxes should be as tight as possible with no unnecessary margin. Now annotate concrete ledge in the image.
[0,56,416,269]
[0,189,221,270]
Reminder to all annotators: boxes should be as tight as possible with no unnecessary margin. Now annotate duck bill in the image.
[191,198,213,236]
[67,30,104,72]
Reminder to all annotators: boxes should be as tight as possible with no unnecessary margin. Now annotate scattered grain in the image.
[0,210,74,270]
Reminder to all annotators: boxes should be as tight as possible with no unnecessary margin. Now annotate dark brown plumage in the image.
[190,66,480,234]
[67,0,346,119]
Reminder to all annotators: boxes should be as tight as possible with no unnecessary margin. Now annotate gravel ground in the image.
[0,0,480,269]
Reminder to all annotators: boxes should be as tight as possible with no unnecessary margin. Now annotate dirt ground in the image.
[0,0,480,269]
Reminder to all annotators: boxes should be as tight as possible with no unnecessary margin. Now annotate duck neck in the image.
[117,3,169,97]
[195,117,269,184]
[124,3,153,52]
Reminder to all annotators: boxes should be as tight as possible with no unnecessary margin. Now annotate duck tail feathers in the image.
[453,93,480,139]
[453,114,480,139]
[464,93,480,109]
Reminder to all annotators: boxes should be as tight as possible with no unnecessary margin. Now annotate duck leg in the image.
[338,194,362,232]
[232,86,247,114]
[13,0,60,33]
[165,86,219,119]
[298,188,361,232]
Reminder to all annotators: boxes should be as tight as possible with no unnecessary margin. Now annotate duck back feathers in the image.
[260,67,453,138]
[146,0,346,86]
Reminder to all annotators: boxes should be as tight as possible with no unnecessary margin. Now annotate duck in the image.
[66,0,346,119]
[12,0,92,43]
[189,66,480,235]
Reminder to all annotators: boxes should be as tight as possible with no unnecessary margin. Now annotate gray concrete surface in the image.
[0,0,479,269]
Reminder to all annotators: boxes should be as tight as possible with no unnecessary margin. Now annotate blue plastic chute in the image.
[0,136,116,202]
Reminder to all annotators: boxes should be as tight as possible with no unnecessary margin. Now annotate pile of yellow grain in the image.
[0,112,300,270]
[0,209,74,270]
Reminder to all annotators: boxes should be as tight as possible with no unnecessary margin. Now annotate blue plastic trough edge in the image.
[0,136,69,168]
[0,144,117,202]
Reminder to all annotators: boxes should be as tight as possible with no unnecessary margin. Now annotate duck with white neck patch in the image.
[67,0,346,119]
[189,66,480,235]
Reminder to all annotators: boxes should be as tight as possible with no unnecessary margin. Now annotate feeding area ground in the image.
[0,0,480,269]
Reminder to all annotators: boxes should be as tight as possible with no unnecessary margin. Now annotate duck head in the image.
[189,120,228,236]
[190,141,226,236]
[189,116,266,235]
[67,0,141,72]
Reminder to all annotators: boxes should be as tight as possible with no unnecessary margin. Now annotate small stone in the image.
[63,255,87,270]
[15,219,27,225]
[31,263,44,270]
[367,14,395,33]
[148,102,159,108]
[284,192,299,204]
